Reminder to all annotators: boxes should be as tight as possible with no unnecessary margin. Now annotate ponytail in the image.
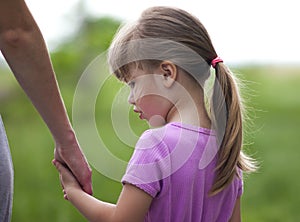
[210,62,256,195]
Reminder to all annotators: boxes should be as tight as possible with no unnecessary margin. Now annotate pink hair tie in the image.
[211,56,223,68]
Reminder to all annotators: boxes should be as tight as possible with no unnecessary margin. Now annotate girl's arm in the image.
[0,0,92,194]
[53,160,153,222]
[229,197,241,222]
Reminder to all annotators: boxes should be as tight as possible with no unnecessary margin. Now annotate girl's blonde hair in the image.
[108,6,256,195]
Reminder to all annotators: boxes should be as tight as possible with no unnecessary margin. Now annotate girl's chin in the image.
[147,115,166,128]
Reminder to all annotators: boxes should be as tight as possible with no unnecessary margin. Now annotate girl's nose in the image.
[128,90,135,105]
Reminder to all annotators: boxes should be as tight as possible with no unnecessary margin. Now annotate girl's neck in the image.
[166,94,211,129]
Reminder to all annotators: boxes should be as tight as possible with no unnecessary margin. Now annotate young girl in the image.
[53,6,256,222]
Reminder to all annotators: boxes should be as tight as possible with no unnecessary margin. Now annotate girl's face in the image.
[126,67,174,127]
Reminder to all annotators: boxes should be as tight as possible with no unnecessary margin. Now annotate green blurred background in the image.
[0,14,300,222]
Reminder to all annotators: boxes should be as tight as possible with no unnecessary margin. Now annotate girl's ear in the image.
[160,61,177,88]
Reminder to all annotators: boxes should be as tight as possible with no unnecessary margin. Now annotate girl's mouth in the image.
[134,109,144,119]
[139,112,144,119]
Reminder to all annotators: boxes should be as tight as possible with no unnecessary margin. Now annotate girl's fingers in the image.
[63,189,69,200]
[52,159,65,173]
[53,160,69,200]
[52,159,59,170]
[64,193,68,200]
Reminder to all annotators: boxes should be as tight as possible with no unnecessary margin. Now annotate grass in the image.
[0,65,299,221]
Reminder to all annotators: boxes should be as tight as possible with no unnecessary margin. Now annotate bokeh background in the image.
[1,0,300,221]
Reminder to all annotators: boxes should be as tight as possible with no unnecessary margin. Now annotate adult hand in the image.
[54,135,93,195]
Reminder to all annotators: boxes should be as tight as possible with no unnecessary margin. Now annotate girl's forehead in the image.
[123,60,161,82]
[126,67,149,82]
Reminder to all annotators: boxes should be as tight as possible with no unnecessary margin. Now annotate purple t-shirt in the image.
[122,122,243,222]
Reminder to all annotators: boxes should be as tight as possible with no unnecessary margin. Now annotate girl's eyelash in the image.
[128,81,135,88]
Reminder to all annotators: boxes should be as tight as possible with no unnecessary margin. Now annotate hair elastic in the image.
[211,56,223,68]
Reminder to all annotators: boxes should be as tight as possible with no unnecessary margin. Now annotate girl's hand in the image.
[53,159,82,199]
[54,137,93,195]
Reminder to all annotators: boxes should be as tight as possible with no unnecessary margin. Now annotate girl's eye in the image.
[128,81,135,88]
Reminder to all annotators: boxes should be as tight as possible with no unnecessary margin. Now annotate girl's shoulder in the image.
[136,124,170,151]
[137,122,215,151]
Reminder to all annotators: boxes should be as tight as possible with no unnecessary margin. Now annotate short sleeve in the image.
[121,128,171,198]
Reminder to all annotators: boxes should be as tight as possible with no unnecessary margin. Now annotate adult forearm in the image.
[0,1,74,144]
[1,29,74,143]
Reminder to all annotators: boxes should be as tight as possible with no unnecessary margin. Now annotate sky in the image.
[2,0,300,65]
